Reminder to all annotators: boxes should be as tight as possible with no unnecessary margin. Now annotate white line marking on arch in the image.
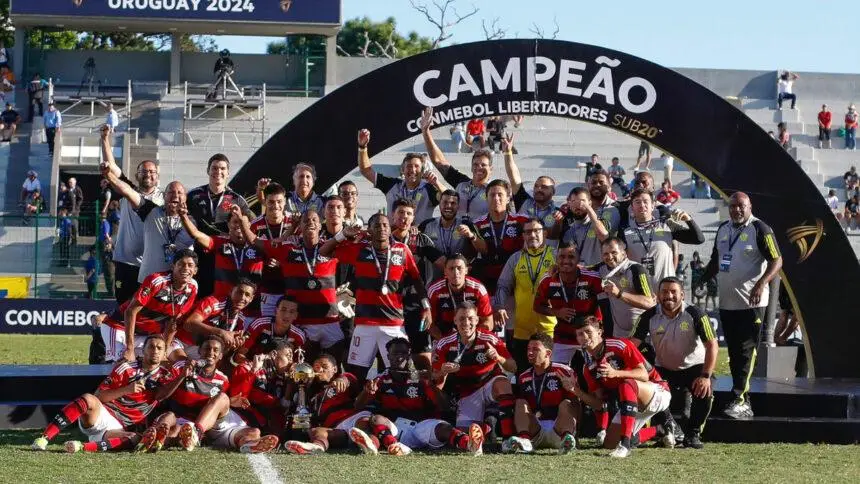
[247,453,284,484]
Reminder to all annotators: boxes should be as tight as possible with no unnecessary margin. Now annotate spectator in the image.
[607,156,629,196]
[843,194,860,231]
[774,284,806,377]
[0,40,8,68]
[844,166,859,200]
[845,104,858,150]
[0,65,14,102]
[84,245,99,299]
[676,253,688,286]
[105,102,119,133]
[633,141,652,170]
[660,152,674,182]
[0,102,21,142]
[98,178,113,217]
[690,251,706,309]
[43,102,62,155]
[776,122,791,150]
[67,177,84,246]
[23,190,44,225]
[57,181,70,212]
[486,115,507,152]
[57,208,73,267]
[776,71,798,109]
[449,121,467,153]
[98,214,115,298]
[466,117,485,150]
[818,104,832,149]
[656,180,681,206]
[825,189,840,220]
[21,170,41,204]
[27,73,47,122]
[584,153,602,181]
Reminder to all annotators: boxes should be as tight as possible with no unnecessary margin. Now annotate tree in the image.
[334,16,433,58]
[266,35,326,56]
[409,0,478,49]
[482,18,506,41]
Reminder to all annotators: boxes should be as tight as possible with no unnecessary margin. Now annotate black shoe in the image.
[684,432,704,449]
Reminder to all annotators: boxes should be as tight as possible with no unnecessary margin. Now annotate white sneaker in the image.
[348,427,378,455]
[31,437,48,451]
[179,422,199,451]
[283,440,325,455]
[609,443,631,458]
[595,429,607,447]
[387,442,412,456]
[508,436,533,454]
[467,423,484,456]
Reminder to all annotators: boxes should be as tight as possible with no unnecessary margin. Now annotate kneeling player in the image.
[229,341,296,434]
[237,295,307,362]
[355,337,484,455]
[283,354,395,455]
[505,333,579,454]
[432,303,518,440]
[570,316,672,458]
[32,335,184,453]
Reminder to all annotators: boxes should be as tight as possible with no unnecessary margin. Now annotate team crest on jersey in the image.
[475,352,488,364]
[245,248,257,259]
[406,385,419,398]
[325,387,337,398]
[505,226,518,237]
[680,321,690,331]
[390,253,404,265]
[210,386,221,397]
[576,288,590,300]
[547,379,559,392]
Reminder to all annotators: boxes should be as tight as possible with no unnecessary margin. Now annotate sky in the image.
[212,0,859,74]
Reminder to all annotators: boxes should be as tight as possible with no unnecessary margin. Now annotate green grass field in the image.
[1,335,856,483]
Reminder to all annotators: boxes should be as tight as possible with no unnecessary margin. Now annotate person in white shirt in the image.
[21,170,41,202]
[661,153,674,183]
[777,71,798,110]
[826,189,841,222]
[105,103,119,132]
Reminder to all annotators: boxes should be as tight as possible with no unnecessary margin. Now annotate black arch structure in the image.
[232,39,860,378]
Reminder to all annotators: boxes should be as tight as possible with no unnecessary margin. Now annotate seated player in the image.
[427,254,494,339]
[568,316,672,458]
[504,333,579,454]
[432,303,518,440]
[174,278,257,361]
[229,342,296,435]
[237,295,307,362]
[355,337,485,455]
[101,249,199,362]
[146,336,279,453]
[283,354,394,455]
[32,335,185,453]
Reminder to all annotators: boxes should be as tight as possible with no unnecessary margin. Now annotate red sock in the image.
[447,428,469,450]
[594,407,609,431]
[44,397,89,440]
[617,379,639,447]
[637,426,658,444]
[497,394,516,438]
[371,424,397,448]
[82,436,133,453]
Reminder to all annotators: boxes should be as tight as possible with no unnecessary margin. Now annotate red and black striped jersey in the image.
[98,359,175,427]
[533,268,604,345]
[334,241,421,327]
[249,215,295,295]
[258,240,339,325]
[471,213,529,294]
[432,329,511,398]
[105,272,198,335]
[582,338,668,393]
[367,369,441,421]
[168,360,230,420]
[309,372,360,428]
[203,236,264,300]
[241,317,306,357]
[427,276,493,336]
[516,363,577,420]
[176,296,247,345]
[229,360,291,428]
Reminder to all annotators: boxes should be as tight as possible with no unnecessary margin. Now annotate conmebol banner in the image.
[0,299,115,335]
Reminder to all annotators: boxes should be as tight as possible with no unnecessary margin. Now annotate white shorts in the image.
[347,325,408,368]
[455,375,506,427]
[551,344,579,365]
[205,410,250,449]
[333,410,373,432]
[100,325,182,362]
[298,323,345,349]
[79,404,124,442]
[259,293,281,318]
[398,419,446,450]
[532,420,562,449]
[611,382,672,435]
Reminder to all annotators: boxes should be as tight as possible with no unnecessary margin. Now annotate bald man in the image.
[703,192,782,419]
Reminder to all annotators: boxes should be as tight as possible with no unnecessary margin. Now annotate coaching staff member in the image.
[703,192,782,419]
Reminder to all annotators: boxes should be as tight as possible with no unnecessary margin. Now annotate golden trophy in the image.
[290,348,315,431]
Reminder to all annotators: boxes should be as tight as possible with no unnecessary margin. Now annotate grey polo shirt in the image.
[136,200,195,282]
[592,259,653,337]
[621,217,704,293]
[374,172,439,225]
[113,182,164,266]
[562,203,621,267]
[632,301,716,371]
[710,216,781,310]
